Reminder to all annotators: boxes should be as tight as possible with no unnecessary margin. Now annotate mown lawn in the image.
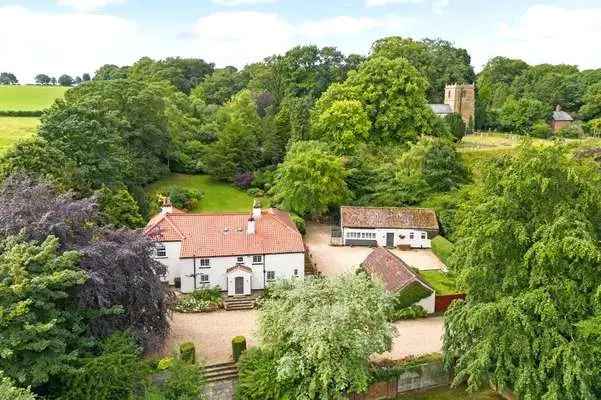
[0,116,38,154]
[420,270,458,295]
[0,85,68,111]
[146,173,255,213]
[395,386,504,399]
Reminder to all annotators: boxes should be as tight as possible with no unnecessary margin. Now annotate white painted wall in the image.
[342,227,432,248]
[153,241,182,284]
[417,291,436,314]
[153,247,305,294]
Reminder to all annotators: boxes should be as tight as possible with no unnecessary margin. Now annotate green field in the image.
[395,386,503,400]
[146,173,255,213]
[0,117,39,153]
[0,85,68,111]
[420,270,458,295]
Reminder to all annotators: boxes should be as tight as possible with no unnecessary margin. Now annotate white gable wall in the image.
[342,227,431,248]
[154,241,182,284]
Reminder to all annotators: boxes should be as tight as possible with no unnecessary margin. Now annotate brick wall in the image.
[435,293,465,313]
[348,360,449,400]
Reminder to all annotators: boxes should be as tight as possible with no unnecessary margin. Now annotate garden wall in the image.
[348,360,449,400]
[434,293,465,313]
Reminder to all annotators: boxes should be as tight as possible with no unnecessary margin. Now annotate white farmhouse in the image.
[340,206,439,249]
[145,201,305,295]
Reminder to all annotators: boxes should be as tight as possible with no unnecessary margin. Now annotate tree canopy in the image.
[313,56,436,144]
[271,141,349,217]
[444,143,601,399]
[255,275,393,399]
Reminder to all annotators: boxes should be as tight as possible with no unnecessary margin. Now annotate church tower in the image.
[444,84,475,126]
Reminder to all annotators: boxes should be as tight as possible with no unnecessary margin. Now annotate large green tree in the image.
[128,56,214,94]
[371,37,475,102]
[444,143,601,399]
[192,66,249,105]
[38,79,172,191]
[580,82,601,120]
[255,275,393,399]
[313,56,436,144]
[205,90,261,181]
[311,99,371,154]
[498,97,550,134]
[0,235,87,386]
[271,141,348,217]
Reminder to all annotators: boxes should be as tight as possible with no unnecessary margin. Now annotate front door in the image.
[235,276,244,295]
[386,232,395,247]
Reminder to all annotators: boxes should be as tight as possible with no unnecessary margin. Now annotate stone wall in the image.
[348,360,449,400]
[204,378,237,400]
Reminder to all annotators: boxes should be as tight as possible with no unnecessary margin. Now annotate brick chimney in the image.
[161,197,173,215]
[252,199,261,220]
[246,217,256,235]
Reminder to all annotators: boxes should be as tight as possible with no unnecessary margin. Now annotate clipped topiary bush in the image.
[232,336,247,362]
[180,342,196,364]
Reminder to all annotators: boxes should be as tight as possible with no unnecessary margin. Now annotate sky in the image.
[2,0,601,82]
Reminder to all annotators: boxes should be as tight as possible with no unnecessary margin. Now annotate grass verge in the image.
[419,270,458,295]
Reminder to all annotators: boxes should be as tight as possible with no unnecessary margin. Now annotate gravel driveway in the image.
[305,223,445,277]
[163,310,258,364]
[165,310,444,365]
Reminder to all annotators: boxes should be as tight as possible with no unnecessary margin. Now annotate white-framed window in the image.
[199,274,209,283]
[237,256,244,263]
[155,244,166,257]
[266,271,275,281]
[253,255,262,264]
[409,232,415,239]
[421,232,427,239]
[200,258,210,267]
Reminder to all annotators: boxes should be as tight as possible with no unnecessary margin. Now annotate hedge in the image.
[431,235,454,265]
[0,110,43,117]
[180,342,196,364]
[393,281,432,310]
[232,336,247,362]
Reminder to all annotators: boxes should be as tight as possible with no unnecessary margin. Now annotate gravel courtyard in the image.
[163,310,259,364]
[165,311,444,365]
[305,222,445,277]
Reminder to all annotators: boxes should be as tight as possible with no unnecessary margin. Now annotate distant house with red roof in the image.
[144,200,305,295]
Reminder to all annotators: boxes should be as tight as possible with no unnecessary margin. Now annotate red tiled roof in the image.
[144,208,304,258]
[341,206,439,231]
[361,248,432,293]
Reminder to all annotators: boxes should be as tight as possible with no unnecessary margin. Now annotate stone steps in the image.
[204,361,238,383]
[223,296,256,311]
